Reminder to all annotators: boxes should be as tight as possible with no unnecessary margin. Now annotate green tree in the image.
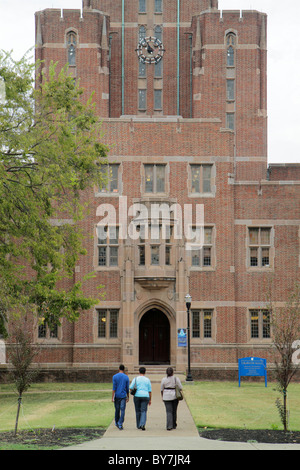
[268,282,300,432]
[0,51,107,335]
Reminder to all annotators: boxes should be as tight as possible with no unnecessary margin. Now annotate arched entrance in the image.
[139,308,170,364]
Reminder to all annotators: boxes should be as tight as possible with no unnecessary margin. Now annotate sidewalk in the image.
[62,380,300,451]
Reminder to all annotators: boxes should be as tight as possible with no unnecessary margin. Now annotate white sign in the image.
[292,340,300,365]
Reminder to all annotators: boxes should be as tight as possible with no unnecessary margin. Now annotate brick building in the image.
[30,0,300,379]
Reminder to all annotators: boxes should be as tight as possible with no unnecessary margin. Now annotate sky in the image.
[0,0,299,164]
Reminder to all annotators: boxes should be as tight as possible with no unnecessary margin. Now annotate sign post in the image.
[238,357,267,387]
[177,329,187,347]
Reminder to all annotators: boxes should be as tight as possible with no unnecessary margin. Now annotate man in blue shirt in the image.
[112,365,130,430]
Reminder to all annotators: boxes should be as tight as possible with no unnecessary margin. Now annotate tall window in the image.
[226,113,235,131]
[192,310,213,339]
[154,89,162,110]
[139,89,147,110]
[226,33,236,130]
[139,0,146,13]
[226,33,236,67]
[99,164,119,194]
[250,310,270,339]
[139,26,147,77]
[191,227,213,268]
[226,79,235,101]
[67,31,77,66]
[97,226,119,267]
[154,26,163,78]
[98,309,119,339]
[248,227,272,268]
[191,164,213,194]
[144,164,166,193]
[155,0,162,13]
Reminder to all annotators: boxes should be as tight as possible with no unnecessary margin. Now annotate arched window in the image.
[67,32,77,66]
[226,33,236,67]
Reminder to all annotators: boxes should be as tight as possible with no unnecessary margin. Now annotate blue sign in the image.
[238,357,267,387]
[177,329,187,347]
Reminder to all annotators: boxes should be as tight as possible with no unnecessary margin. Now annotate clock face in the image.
[136,36,165,64]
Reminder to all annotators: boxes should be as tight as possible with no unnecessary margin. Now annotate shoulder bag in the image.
[174,377,183,401]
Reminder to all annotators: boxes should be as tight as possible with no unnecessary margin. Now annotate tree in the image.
[268,282,300,432]
[9,327,39,436]
[0,51,108,334]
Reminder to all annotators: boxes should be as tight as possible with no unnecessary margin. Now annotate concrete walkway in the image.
[62,379,300,451]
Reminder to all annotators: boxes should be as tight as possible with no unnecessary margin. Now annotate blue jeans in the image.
[114,397,127,428]
[133,396,150,428]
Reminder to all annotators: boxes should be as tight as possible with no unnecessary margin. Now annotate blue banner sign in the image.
[238,357,267,387]
[177,329,187,347]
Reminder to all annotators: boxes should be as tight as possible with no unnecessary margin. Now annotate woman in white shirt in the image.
[161,367,183,430]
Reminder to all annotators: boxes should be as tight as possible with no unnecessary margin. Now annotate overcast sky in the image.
[0,0,299,164]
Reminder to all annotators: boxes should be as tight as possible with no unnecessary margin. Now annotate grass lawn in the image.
[183,381,300,431]
[1,380,300,450]
[0,383,113,433]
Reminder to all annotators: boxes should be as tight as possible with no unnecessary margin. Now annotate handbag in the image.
[130,378,137,396]
[174,377,183,401]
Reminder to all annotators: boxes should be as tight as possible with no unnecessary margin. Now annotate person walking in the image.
[112,364,130,430]
[161,367,183,430]
[130,367,152,431]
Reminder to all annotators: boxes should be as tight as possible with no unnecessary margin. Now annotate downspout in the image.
[177,0,180,116]
[122,0,125,116]
[189,34,193,118]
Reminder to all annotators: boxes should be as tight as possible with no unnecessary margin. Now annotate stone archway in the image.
[139,308,170,364]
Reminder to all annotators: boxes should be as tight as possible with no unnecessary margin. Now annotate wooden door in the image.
[139,309,170,364]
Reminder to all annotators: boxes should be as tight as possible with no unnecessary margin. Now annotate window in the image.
[191,227,213,268]
[151,245,160,265]
[99,164,119,193]
[191,164,213,194]
[192,310,213,339]
[139,61,146,77]
[155,60,162,78]
[226,79,235,101]
[226,33,236,67]
[250,310,270,339]
[248,228,272,268]
[139,0,146,13]
[136,223,173,266]
[67,32,77,66]
[144,164,166,193]
[226,113,235,130]
[154,89,162,110]
[155,0,162,13]
[38,320,58,339]
[97,226,119,267]
[227,46,234,67]
[139,89,147,110]
[98,309,119,339]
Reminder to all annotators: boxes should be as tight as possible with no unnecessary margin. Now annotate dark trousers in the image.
[133,396,150,428]
[164,399,179,430]
[114,397,127,428]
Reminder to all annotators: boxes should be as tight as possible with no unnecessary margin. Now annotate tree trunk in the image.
[14,396,22,436]
[283,389,287,432]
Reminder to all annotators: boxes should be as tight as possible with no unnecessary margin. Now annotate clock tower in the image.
[32,1,281,380]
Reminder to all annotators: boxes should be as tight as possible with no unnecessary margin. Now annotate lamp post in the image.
[185,293,193,382]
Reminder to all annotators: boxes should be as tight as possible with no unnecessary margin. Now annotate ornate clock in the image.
[136,36,165,64]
